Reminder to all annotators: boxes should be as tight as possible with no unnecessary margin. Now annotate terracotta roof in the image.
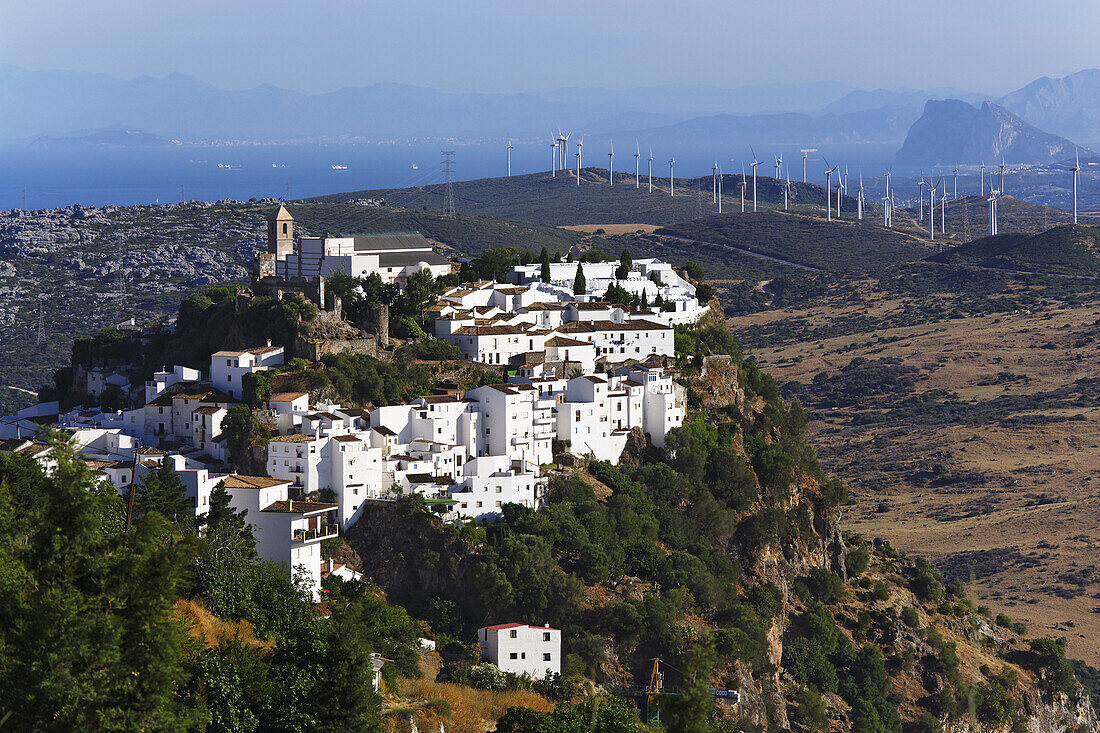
[269,433,319,443]
[544,336,589,347]
[269,392,308,402]
[571,301,614,310]
[558,319,669,333]
[371,425,397,436]
[452,325,528,336]
[193,405,224,415]
[332,435,361,443]
[261,500,337,514]
[416,395,460,404]
[222,474,290,489]
[484,622,561,632]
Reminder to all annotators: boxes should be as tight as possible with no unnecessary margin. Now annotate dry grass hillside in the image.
[730,276,1100,665]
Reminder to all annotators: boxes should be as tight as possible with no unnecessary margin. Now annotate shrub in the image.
[845,542,871,577]
[911,557,944,602]
[900,606,921,629]
[469,663,507,691]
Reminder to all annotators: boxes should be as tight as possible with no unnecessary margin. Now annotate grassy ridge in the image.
[308,169,865,228]
[655,210,934,275]
[930,223,1100,276]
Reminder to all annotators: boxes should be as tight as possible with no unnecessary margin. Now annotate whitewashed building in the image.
[478,623,561,679]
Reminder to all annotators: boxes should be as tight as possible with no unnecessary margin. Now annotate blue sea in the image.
[0,142,899,210]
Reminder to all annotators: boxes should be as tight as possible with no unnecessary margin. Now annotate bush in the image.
[901,606,921,629]
[427,697,452,719]
[911,557,944,602]
[469,663,507,691]
[845,542,871,577]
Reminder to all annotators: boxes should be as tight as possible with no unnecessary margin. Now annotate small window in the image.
[543,653,551,661]
[509,630,518,639]
[543,632,551,641]
[510,652,518,659]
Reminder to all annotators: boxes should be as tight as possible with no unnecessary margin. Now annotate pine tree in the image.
[573,263,586,295]
[0,440,200,730]
[540,247,551,282]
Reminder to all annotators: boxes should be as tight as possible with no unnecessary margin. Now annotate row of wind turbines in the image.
[505,136,1086,238]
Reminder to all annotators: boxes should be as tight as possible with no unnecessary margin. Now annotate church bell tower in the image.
[266,204,294,259]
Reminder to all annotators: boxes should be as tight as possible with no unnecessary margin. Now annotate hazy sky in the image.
[2,0,1097,95]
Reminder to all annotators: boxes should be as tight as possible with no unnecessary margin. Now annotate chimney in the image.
[288,499,292,511]
[266,339,272,347]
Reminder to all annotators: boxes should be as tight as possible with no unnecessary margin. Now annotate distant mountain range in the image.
[895,99,1083,167]
[6,64,1100,168]
[999,70,1100,145]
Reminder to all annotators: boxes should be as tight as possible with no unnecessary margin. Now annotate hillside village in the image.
[0,205,707,601]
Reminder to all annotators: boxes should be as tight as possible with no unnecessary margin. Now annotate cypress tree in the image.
[540,247,551,282]
[573,263,586,295]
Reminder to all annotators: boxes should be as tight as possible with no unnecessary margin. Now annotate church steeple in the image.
[266,204,294,258]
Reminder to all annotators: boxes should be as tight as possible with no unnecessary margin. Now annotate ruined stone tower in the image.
[266,204,295,259]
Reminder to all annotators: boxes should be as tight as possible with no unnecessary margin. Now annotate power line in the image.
[36,303,45,344]
[441,150,456,219]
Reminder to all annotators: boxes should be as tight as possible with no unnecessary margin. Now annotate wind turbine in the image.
[608,139,614,186]
[980,161,986,195]
[717,165,723,213]
[953,165,958,200]
[575,135,584,185]
[918,175,926,221]
[634,141,641,189]
[857,170,864,220]
[749,147,763,212]
[784,168,791,211]
[1072,148,1080,225]
[668,157,675,196]
[928,178,936,241]
[740,162,747,212]
[999,158,1006,193]
[884,169,893,227]
[549,133,558,176]
[940,178,947,233]
[647,149,653,193]
[560,130,571,168]
[774,153,783,181]
[800,148,817,182]
[988,189,999,235]
[822,157,838,221]
[712,160,719,203]
[836,170,845,219]
[507,139,513,177]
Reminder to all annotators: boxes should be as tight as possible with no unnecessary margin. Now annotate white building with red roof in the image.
[478,622,561,679]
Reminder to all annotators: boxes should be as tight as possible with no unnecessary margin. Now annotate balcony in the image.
[293,523,338,544]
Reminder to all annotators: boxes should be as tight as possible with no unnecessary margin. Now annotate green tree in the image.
[0,441,202,731]
[540,247,552,282]
[665,642,717,733]
[221,405,268,473]
[137,458,195,529]
[573,263,586,295]
[616,247,633,280]
[393,268,437,320]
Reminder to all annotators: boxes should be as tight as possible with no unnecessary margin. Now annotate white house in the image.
[144,365,203,404]
[210,344,285,400]
[450,455,543,520]
[478,623,561,679]
[465,383,555,467]
[277,232,452,288]
[556,319,674,363]
[222,474,338,600]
